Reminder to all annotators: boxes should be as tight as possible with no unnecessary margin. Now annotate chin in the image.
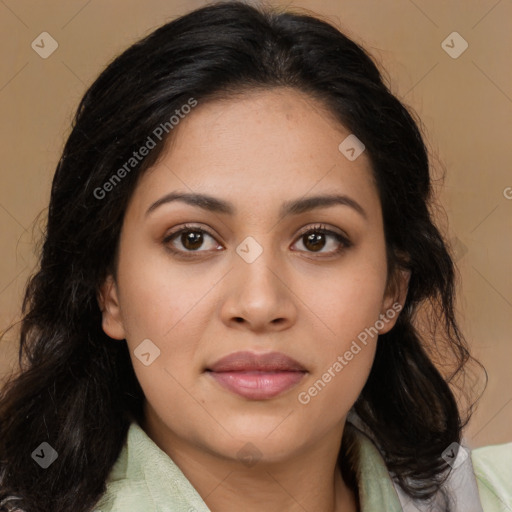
[212,423,307,461]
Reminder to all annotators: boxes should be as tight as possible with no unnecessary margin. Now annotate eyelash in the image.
[162,223,352,259]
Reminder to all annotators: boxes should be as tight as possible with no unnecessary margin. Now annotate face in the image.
[99,88,408,465]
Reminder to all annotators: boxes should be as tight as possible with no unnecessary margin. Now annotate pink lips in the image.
[206,351,307,400]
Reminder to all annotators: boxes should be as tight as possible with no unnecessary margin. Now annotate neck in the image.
[142,413,358,512]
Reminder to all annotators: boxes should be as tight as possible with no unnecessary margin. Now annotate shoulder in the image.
[471,441,512,511]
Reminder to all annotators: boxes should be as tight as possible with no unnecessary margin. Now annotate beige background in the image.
[0,0,511,448]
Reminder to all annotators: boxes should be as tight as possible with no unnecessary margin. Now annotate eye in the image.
[291,224,352,256]
[163,224,222,257]
[162,223,352,259]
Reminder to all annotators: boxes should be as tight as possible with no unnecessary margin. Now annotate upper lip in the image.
[206,351,307,372]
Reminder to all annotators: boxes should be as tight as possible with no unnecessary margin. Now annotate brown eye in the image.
[180,230,204,251]
[292,225,352,256]
[163,225,221,255]
[303,232,327,252]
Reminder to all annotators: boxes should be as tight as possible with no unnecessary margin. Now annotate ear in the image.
[97,274,126,340]
[377,268,410,335]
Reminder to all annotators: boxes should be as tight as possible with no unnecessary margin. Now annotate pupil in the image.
[183,231,203,250]
[305,232,325,252]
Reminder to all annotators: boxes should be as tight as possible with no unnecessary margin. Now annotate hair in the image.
[0,2,485,511]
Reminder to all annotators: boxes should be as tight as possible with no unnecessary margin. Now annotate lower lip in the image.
[207,370,306,399]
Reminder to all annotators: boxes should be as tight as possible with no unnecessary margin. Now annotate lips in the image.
[207,351,307,373]
[205,351,307,400]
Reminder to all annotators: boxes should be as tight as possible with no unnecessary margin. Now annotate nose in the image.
[220,248,298,333]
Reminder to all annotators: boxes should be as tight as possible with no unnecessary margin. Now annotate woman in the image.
[0,2,510,511]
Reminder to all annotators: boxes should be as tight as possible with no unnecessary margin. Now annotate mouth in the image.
[205,351,307,400]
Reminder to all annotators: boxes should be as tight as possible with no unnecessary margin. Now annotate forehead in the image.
[130,88,380,221]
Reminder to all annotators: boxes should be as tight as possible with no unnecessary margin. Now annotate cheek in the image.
[294,281,383,430]
[307,256,388,350]
[294,343,376,442]
[114,239,223,407]
[115,234,216,343]
[295,252,387,412]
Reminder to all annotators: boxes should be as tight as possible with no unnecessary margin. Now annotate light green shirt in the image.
[93,420,512,511]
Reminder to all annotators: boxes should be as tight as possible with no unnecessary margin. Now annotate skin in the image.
[99,88,409,512]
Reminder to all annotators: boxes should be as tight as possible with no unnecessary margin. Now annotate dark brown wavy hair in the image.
[0,2,485,511]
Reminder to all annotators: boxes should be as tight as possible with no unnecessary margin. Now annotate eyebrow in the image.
[145,192,367,220]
